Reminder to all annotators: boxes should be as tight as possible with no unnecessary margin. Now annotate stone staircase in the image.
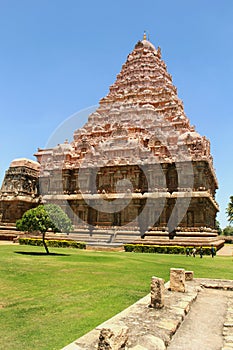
[133,234,225,249]
[0,224,19,240]
[0,224,225,250]
[68,228,142,248]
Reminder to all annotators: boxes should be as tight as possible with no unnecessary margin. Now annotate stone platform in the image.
[133,235,225,250]
[62,278,233,350]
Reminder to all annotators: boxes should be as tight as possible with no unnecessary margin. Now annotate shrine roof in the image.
[140,39,157,51]
[10,158,41,171]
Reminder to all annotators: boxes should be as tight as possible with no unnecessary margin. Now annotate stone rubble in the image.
[150,276,165,309]
[97,326,128,350]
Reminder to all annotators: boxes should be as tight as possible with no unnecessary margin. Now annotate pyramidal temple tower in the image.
[0,35,223,248]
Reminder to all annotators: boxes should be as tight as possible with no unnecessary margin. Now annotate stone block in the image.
[136,335,166,350]
[170,268,185,292]
[150,276,165,309]
[185,270,194,281]
[97,325,128,350]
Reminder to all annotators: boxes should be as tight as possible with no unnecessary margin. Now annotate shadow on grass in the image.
[14,251,70,256]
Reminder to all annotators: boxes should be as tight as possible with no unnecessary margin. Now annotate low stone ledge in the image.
[62,280,198,350]
[130,334,166,350]
[205,284,233,291]
[222,294,233,349]
[63,278,233,350]
[196,278,233,291]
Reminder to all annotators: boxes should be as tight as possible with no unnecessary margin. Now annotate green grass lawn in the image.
[0,244,232,350]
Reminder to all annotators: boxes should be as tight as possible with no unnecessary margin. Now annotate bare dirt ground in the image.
[0,240,16,245]
[217,244,233,256]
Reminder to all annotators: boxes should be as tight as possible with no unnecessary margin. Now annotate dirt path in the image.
[167,289,228,350]
[0,240,16,245]
[217,244,233,256]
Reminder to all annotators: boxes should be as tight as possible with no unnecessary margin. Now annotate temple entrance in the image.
[187,211,194,227]
[113,212,121,226]
[166,164,178,193]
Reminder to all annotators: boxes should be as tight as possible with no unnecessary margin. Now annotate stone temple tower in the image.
[0,34,223,248]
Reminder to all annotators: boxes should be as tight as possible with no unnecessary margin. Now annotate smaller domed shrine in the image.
[0,158,40,223]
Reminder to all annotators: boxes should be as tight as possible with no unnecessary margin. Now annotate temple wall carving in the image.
[38,160,217,197]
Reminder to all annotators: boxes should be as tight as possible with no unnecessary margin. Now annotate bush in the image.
[123,244,215,255]
[223,226,233,236]
[224,237,233,244]
[19,238,86,249]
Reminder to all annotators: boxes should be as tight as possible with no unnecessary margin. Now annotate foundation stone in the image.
[131,335,166,350]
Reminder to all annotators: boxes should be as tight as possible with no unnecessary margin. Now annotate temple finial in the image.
[143,31,147,40]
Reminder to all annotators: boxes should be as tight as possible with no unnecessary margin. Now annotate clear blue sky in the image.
[0,0,232,228]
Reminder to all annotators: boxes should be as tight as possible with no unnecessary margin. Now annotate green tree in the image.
[215,220,222,235]
[226,196,233,224]
[16,204,73,254]
[222,225,233,236]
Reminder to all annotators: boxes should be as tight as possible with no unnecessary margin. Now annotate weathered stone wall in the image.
[0,160,40,223]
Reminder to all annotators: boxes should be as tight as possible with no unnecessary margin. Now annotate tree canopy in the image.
[226,196,233,224]
[16,204,73,254]
[215,220,222,235]
[223,225,233,236]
